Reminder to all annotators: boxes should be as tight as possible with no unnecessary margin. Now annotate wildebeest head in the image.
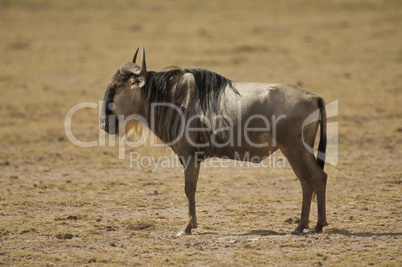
[100,47,147,135]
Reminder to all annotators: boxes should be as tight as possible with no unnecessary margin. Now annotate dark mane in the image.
[142,68,240,114]
[185,69,240,113]
[142,67,184,104]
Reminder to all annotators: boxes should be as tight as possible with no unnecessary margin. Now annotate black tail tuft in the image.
[317,98,327,170]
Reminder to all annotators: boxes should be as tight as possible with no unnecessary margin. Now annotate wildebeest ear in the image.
[130,76,146,89]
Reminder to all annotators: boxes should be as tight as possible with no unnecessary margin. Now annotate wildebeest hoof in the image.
[291,230,303,236]
[308,228,324,234]
[176,230,191,237]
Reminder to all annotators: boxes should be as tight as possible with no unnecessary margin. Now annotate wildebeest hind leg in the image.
[280,148,314,235]
[305,155,328,233]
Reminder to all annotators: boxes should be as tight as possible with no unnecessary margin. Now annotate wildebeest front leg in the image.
[176,157,200,236]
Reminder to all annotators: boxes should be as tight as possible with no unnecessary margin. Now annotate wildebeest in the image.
[100,47,328,236]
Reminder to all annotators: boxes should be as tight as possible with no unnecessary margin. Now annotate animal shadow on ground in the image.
[240,230,287,236]
[191,230,287,236]
[326,228,402,238]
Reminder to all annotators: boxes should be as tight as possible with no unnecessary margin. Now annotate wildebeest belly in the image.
[198,133,279,162]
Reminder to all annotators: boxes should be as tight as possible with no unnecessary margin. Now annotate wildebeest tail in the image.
[317,97,327,170]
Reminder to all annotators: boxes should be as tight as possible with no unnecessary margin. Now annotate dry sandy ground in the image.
[0,0,401,266]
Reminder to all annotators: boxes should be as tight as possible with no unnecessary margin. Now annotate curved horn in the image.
[138,46,147,75]
[132,48,139,63]
[120,47,147,75]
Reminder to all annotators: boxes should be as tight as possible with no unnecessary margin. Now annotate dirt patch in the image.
[0,0,401,266]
